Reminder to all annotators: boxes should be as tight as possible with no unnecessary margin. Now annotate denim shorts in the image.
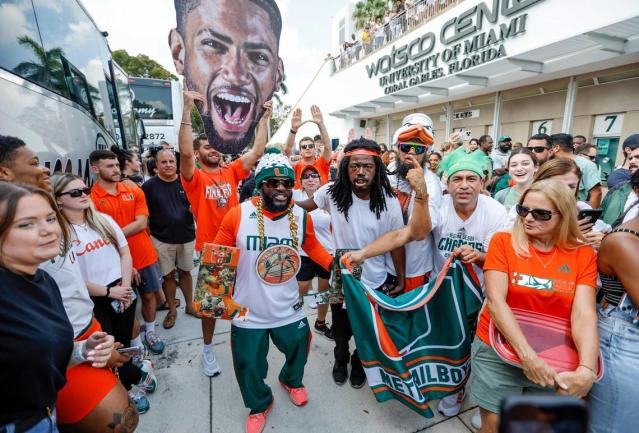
[137,262,163,293]
[588,304,639,433]
[1,410,58,433]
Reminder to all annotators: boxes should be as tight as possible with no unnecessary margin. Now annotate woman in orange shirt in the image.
[471,179,599,433]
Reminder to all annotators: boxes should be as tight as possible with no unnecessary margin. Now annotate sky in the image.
[81,0,349,106]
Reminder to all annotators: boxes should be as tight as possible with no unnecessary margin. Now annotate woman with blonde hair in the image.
[470,179,599,433]
[53,173,156,414]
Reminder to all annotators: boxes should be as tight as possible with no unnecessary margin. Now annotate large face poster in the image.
[169,0,283,154]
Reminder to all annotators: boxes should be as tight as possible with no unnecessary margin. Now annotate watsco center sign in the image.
[367,0,545,94]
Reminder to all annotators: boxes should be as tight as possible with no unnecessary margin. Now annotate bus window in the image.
[62,57,94,115]
[111,61,138,148]
[130,81,174,120]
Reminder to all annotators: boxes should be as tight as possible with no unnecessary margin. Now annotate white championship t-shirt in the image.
[293,189,334,255]
[387,162,443,277]
[72,213,128,286]
[312,183,404,288]
[433,194,509,283]
[40,250,94,338]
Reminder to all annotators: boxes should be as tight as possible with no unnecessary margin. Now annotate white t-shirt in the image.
[40,250,94,337]
[387,162,443,277]
[293,189,334,255]
[622,190,639,223]
[312,183,404,288]
[433,194,509,283]
[72,213,128,286]
[490,149,511,170]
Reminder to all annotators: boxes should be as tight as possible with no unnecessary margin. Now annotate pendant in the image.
[217,196,228,208]
[255,244,301,285]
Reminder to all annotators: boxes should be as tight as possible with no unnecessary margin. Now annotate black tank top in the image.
[599,228,639,305]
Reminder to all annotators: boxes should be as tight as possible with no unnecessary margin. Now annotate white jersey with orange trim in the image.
[233,200,308,329]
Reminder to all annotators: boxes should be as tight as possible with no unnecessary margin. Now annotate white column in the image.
[386,114,392,146]
[445,101,453,139]
[562,76,577,133]
[492,91,502,140]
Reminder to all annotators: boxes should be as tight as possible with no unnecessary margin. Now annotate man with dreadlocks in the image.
[296,138,406,389]
[214,148,332,433]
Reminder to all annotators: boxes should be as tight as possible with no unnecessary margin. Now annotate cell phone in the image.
[577,208,603,224]
[116,346,144,357]
[500,395,588,433]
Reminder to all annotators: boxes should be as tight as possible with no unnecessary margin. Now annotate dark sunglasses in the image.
[399,143,426,155]
[301,173,320,180]
[57,187,91,198]
[529,146,549,154]
[585,155,597,161]
[515,204,559,221]
[300,144,315,150]
[263,178,294,189]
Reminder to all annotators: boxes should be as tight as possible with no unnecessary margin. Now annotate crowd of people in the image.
[0,86,638,433]
[332,0,455,70]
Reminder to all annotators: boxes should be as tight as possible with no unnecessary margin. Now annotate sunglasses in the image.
[263,178,294,189]
[300,144,315,150]
[585,155,597,161]
[529,146,549,154]
[399,143,427,155]
[301,173,320,180]
[57,187,91,198]
[515,204,559,221]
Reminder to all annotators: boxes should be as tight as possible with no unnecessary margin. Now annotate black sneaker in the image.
[314,320,335,341]
[349,359,366,389]
[332,361,348,386]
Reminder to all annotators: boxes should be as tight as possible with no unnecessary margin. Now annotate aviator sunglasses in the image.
[56,187,91,198]
[515,204,559,221]
[263,178,294,189]
[399,142,427,155]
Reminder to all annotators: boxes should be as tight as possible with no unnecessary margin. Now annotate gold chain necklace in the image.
[530,245,557,269]
[255,197,298,251]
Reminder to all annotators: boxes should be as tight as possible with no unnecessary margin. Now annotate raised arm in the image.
[179,83,206,181]
[311,105,332,163]
[241,101,272,171]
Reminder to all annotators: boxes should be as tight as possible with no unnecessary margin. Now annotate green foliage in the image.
[112,49,178,80]
[269,104,292,137]
[352,0,388,30]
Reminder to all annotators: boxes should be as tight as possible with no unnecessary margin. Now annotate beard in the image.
[397,158,426,179]
[262,190,292,213]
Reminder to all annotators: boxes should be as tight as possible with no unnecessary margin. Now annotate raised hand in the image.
[259,101,273,125]
[291,107,303,131]
[404,155,428,198]
[310,105,324,126]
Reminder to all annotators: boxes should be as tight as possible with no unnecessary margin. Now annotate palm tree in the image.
[352,0,388,30]
[13,35,66,92]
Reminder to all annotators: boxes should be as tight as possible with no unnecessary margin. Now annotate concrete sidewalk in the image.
[137,293,478,433]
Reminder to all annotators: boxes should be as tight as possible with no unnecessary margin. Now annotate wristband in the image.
[72,340,88,364]
[290,129,297,134]
[106,285,111,298]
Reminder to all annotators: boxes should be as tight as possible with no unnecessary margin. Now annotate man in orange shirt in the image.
[179,88,271,377]
[284,105,332,188]
[89,149,166,355]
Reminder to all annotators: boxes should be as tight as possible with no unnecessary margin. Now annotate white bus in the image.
[0,0,141,183]
[129,77,183,149]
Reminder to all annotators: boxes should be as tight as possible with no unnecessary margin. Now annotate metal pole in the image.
[445,101,453,139]
[562,76,577,133]
[492,91,502,140]
[386,114,392,147]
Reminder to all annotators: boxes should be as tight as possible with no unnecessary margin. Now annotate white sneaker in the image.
[202,347,221,377]
[305,295,318,309]
[471,408,482,430]
[437,390,464,416]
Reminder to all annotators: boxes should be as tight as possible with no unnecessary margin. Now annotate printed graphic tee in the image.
[476,231,598,344]
[312,183,404,288]
[181,159,249,251]
[432,194,509,283]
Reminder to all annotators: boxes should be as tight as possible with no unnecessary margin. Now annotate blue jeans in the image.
[588,304,639,433]
[1,410,58,433]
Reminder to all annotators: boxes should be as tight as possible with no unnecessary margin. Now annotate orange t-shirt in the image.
[181,159,249,252]
[90,181,158,270]
[294,157,330,189]
[476,231,598,345]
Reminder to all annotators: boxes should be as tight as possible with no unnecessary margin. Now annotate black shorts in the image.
[296,256,331,281]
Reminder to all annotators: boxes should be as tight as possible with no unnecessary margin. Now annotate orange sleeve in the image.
[301,214,333,271]
[132,185,149,217]
[181,167,202,193]
[483,232,509,273]
[576,245,598,288]
[315,157,331,185]
[214,205,241,247]
[230,158,251,183]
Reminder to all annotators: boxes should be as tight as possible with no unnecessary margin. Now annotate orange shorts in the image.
[56,317,118,425]
[404,273,431,292]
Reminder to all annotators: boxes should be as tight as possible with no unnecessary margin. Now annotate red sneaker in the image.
[280,382,308,406]
[245,401,273,433]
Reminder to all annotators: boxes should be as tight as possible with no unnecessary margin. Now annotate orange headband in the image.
[343,149,381,157]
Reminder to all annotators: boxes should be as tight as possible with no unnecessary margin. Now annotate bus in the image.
[129,77,183,150]
[0,0,141,183]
